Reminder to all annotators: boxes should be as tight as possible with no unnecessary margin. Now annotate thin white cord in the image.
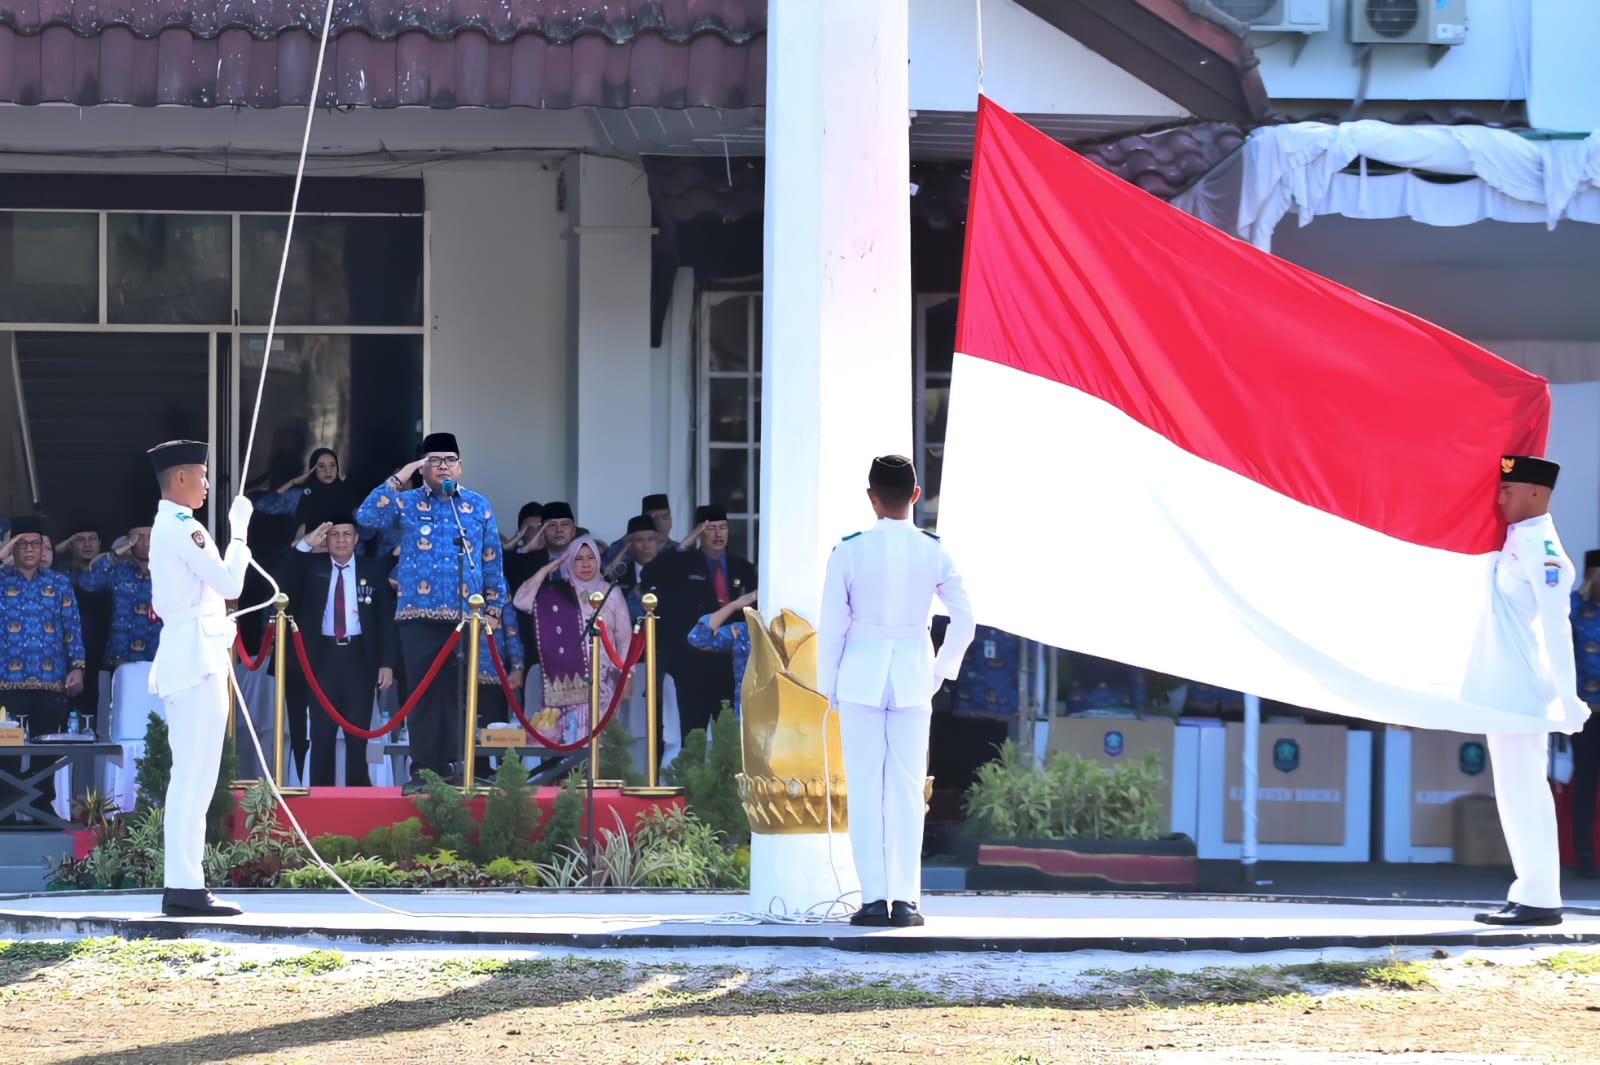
[237,0,338,486]
[975,0,986,96]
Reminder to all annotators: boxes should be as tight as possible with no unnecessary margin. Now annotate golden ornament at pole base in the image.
[736,608,932,834]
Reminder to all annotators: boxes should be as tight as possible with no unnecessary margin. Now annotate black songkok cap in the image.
[517,501,543,524]
[695,504,728,524]
[641,493,670,512]
[1500,455,1559,489]
[147,439,208,474]
[9,514,45,538]
[542,501,575,522]
[1585,550,1600,571]
[323,513,359,531]
[627,514,655,535]
[421,432,459,455]
[868,454,918,492]
[65,515,98,536]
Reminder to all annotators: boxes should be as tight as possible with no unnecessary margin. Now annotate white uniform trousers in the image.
[161,671,229,890]
[838,700,932,906]
[1487,731,1562,909]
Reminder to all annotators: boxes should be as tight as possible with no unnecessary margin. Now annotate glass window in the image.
[239,333,424,499]
[699,292,761,561]
[240,216,424,327]
[0,213,97,323]
[107,214,231,324]
[14,333,210,532]
[916,295,958,528]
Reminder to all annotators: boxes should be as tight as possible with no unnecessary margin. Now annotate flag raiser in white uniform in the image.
[816,515,975,912]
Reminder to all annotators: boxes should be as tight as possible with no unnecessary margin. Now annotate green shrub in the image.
[633,806,748,889]
[598,717,645,787]
[134,713,171,813]
[206,732,239,844]
[962,740,1164,841]
[531,773,582,867]
[308,834,362,863]
[664,712,748,845]
[475,758,540,862]
[410,770,474,853]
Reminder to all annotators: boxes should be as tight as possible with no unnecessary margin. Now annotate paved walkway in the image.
[3,889,1598,953]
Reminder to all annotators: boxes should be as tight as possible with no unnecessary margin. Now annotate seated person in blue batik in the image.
[1063,650,1145,714]
[1568,549,1600,876]
[952,626,1023,718]
[685,590,759,717]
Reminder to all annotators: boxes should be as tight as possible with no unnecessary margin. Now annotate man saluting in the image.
[146,440,254,918]
[816,455,975,929]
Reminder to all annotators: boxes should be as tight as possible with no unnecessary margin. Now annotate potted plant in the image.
[956,740,1196,890]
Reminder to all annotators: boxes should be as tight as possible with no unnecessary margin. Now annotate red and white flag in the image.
[939,99,1558,734]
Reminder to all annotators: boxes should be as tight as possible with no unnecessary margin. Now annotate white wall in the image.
[1255,0,1530,103]
[1548,382,1600,563]
[1529,0,1600,132]
[425,163,570,525]
[908,0,1186,117]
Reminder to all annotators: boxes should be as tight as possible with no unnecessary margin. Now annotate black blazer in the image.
[640,549,757,670]
[276,549,400,680]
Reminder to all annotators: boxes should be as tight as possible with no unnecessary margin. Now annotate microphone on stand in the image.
[440,478,458,498]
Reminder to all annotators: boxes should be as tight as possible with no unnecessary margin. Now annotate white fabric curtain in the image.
[1173,120,1600,251]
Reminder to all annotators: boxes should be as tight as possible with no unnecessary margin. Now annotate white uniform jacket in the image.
[1468,513,1590,734]
[815,517,976,709]
[147,500,252,698]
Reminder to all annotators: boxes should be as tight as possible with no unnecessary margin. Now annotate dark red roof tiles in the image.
[0,0,766,107]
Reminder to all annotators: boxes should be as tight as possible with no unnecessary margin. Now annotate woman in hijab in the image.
[257,447,363,543]
[512,536,632,744]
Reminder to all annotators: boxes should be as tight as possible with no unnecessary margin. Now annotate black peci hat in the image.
[147,439,208,474]
[626,514,655,535]
[1500,455,1559,489]
[421,432,459,455]
[542,502,575,523]
[641,493,670,512]
[694,504,728,524]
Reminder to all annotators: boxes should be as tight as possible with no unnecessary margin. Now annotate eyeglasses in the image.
[11,538,43,549]
[424,455,461,468]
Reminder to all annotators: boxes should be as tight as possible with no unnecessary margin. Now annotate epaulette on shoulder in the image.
[921,529,940,541]
[841,531,862,542]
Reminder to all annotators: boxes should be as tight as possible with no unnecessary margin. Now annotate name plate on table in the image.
[477,728,525,749]
[0,727,21,746]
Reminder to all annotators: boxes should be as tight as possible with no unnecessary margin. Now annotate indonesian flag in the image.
[939,99,1558,734]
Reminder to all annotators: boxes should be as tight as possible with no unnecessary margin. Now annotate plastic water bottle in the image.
[67,710,80,735]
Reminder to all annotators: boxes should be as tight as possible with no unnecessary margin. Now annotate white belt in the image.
[850,623,927,639]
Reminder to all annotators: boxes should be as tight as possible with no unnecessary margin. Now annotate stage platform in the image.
[2,890,1598,955]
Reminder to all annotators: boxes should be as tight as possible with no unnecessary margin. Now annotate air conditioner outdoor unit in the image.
[1350,0,1467,46]
[1212,0,1330,33]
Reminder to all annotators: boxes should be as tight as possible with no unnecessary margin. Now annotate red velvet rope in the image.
[484,627,645,752]
[291,625,461,740]
[232,629,274,672]
[595,618,628,670]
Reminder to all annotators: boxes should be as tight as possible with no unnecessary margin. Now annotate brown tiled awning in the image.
[0,0,1261,118]
[0,0,766,108]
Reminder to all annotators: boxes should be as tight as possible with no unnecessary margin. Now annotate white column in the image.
[566,153,657,538]
[752,0,912,915]
[758,0,914,623]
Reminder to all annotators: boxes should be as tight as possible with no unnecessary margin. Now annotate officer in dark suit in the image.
[641,504,756,742]
[281,514,400,787]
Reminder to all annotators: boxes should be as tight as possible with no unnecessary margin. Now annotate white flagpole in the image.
[1242,693,1260,878]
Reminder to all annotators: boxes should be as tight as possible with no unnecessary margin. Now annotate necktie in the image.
[711,561,729,606]
[333,564,348,639]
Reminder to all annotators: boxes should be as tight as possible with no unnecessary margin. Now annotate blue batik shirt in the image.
[355,480,513,630]
[687,614,750,717]
[255,487,302,517]
[1572,591,1600,702]
[0,567,86,692]
[74,555,159,668]
[952,626,1023,718]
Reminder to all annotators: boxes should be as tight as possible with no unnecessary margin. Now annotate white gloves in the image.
[227,495,254,541]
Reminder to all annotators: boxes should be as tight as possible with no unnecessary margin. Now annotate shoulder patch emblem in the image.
[1545,540,1560,558]
[841,532,862,542]
[303,487,312,496]
[1546,562,1561,587]
[921,529,940,541]
[191,529,207,549]
[176,512,191,522]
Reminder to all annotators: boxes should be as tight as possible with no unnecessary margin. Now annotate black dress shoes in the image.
[1474,903,1562,926]
[162,889,243,918]
[849,900,891,927]
[890,901,925,928]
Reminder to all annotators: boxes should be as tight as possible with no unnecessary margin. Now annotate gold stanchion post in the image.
[585,591,625,789]
[271,594,308,795]
[621,592,680,797]
[462,594,485,791]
